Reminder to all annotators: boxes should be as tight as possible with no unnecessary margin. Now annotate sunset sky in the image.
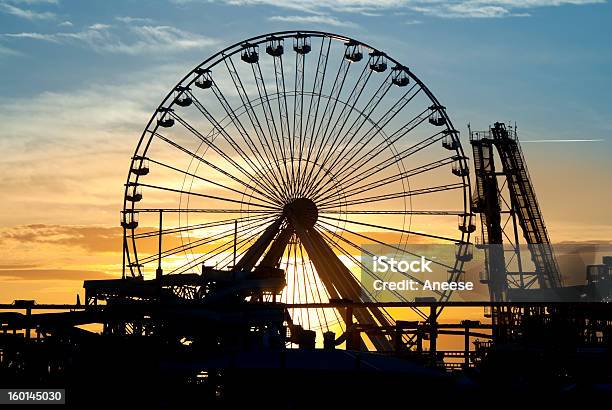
[0,0,610,304]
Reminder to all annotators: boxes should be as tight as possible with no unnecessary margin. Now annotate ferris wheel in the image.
[121,31,473,343]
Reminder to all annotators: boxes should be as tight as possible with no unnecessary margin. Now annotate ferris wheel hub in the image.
[283,198,318,229]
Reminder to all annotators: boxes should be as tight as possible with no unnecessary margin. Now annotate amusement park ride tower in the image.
[469,122,562,302]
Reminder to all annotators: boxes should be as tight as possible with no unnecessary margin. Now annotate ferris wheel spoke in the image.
[249,61,294,192]
[314,155,457,205]
[311,125,442,202]
[146,156,279,208]
[293,49,306,194]
[316,231,426,323]
[299,37,332,198]
[225,58,285,187]
[218,58,289,197]
[319,210,464,215]
[301,50,352,197]
[318,230,420,308]
[329,105,431,189]
[133,213,274,239]
[316,219,457,272]
[317,223,445,296]
[298,244,326,329]
[170,111,284,203]
[171,225,264,274]
[188,91,287,202]
[294,241,311,328]
[329,72,393,158]
[136,208,277,214]
[306,254,343,332]
[152,131,281,205]
[309,83,421,196]
[318,214,463,243]
[319,183,465,210]
[139,215,275,265]
[246,55,286,176]
[135,181,278,210]
[213,228,267,271]
[169,216,276,274]
[317,72,393,171]
[271,51,294,194]
[308,90,426,198]
[315,227,403,318]
[303,62,374,196]
[325,129,448,198]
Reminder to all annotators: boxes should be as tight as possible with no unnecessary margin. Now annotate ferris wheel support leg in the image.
[287,211,393,351]
[232,217,285,273]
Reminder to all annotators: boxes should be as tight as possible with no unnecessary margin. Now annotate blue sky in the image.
[1,0,610,133]
[0,0,610,236]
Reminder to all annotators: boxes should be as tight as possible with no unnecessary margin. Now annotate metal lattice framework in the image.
[121,31,473,339]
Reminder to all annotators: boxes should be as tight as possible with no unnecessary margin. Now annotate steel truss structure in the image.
[470,122,562,302]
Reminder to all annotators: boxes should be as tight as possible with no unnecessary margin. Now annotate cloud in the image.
[1,225,123,253]
[198,0,605,18]
[0,264,39,270]
[0,224,191,256]
[405,19,422,24]
[115,16,155,24]
[3,31,60,42]
[58,20,73,27]
[412,4,521,18]
[104,25,218,55]
[268,14,358,27]
[0,61,188,226]
[3,24,218,55]
[0,2,56,20]
[88,23,111,30]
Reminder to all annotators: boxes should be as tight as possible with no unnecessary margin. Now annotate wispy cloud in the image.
[0,1,56,20]
[199,0,605,18]
[412,3,529,18]
[268,14,358,27]
[88,23,111,30]
[3,31,60,42]
[115,16,155,24]
[108,25,218,54]
[0,61,189,226]
[3,24,218,55]
[58,20,73,27]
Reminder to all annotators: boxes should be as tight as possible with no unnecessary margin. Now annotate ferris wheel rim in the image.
[121,30,474,318]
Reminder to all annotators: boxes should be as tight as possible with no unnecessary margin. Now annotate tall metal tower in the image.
[470,122,562,303]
